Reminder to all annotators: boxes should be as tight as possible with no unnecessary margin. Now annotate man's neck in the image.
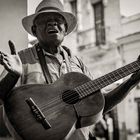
[39,42,61,55]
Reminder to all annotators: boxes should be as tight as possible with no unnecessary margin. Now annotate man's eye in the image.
[57,21,63,24]
[56,19,65,24]
[36,21,46,26]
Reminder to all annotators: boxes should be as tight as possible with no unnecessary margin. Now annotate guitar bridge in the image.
[25,97,51,129]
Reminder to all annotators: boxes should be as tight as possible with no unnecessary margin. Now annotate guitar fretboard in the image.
[75,60,140,99]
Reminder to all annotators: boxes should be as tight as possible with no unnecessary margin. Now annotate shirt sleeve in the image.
[75,56,107,94]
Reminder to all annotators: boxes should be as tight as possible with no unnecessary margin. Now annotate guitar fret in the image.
[108,73,115,83]
[100,75,114,87]
[127,65,133,73]
[75,60,140,99]
[92,79,101,90]
[135,61,140,68]
[119,67,127,77]
[97,76,107,89]
[104,74,115,84]
[76,86,83,98]
[132,62,140,70]
[122,65,131,75]
[77,84,90,98]
[82,85,90,96]
[76,82,96,98]
[116,69,123,79]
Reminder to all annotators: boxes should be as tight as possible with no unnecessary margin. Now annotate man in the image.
[0,0,140,140]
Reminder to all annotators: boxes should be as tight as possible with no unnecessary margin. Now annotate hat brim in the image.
[22,10,77,36]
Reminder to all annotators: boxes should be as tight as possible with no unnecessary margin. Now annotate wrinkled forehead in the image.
[33,12,66,23]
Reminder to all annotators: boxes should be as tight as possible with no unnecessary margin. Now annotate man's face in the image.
[33,13,67,45]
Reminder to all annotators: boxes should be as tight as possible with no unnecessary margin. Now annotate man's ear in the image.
[31,25,37,36]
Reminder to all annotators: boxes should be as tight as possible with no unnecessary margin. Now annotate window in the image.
[93,2,106,46]
[70,0,77,16]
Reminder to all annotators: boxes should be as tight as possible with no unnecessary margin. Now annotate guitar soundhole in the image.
[62,90,80,104]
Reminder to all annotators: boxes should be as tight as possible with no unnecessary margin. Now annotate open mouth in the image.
[48,29,58,34]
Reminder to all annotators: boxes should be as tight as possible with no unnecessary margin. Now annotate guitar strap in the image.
[36,44,53,84]
[36,44,73,84]
[61,46,72,73]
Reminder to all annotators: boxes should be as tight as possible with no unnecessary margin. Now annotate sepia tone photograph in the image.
[0,0,140,140]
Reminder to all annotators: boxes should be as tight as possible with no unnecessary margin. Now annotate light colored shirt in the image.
[1,44,98,140]
[16,44,93,87]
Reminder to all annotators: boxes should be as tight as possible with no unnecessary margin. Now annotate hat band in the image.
[37,7,63,13]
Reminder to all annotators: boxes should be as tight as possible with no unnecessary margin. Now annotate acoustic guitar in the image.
[4,58,140,140]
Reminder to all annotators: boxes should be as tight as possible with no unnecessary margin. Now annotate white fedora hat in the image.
[22,0,77,36]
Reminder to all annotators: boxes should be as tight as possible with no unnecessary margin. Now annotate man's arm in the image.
[74,56,140,114]
[103,70,140,114]
[0,72,19,100]
[0,41,22,101]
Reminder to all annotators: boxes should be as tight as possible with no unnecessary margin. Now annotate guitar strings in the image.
[21,61,140,121]
[19,86,100,123]
[19,89,80,122]
[16,63,139,123]
[35,64,133,111]
[30,82,99,119]
[37,60,139,110]
[39,72,105,109]
[20,102,71,123]
[38,62,138,112]
[38,62,140,116]
[39,83,93,111]
[37,82,91,109]
[21,87,99,123]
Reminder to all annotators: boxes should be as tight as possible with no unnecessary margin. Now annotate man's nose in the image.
[47,21,57,27]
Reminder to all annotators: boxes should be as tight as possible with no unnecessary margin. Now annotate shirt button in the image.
[62,65,65,69]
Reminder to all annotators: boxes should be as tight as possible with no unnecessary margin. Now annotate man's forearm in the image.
[0,73,19,100]
[103,77,140,114]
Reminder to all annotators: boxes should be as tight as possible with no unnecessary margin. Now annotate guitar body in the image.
[4,72,105,140]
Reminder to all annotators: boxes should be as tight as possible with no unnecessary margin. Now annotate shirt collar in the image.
[31,43,71,60]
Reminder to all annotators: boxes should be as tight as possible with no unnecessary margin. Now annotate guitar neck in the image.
[75,60,140,98]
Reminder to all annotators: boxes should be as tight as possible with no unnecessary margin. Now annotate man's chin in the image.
[45,38,63,46]
[47,36,63,43]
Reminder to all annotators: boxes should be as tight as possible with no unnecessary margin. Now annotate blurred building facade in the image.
[0,0,28,138]
[117,13,140,140]
[0,0,140,140]
[0,0,28,74]
[62,0,140,140]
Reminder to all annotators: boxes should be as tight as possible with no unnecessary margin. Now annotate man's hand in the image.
[0,40,22,76]
[130,70,140,84]
[130,56,140,84]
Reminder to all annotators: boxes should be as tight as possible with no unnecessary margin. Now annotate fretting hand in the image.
[0,40,22,77]
[129,56,140,84]
[130,70,140,84]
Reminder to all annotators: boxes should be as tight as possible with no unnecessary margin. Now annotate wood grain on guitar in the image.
[25,97,51,129]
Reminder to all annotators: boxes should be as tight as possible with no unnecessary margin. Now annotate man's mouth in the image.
[48,29,58,34]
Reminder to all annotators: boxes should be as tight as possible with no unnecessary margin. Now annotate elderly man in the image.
[0,0,140,140]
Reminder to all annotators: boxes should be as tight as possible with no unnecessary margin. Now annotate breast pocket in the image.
[23,63,46,84]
